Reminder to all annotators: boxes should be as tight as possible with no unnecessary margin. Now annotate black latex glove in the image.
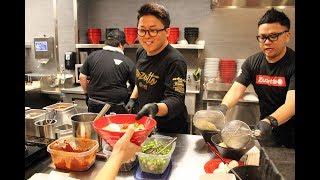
[125,98,137,113]
[255,120,272,139]
[216,104,228,115]
[136,103,158,120]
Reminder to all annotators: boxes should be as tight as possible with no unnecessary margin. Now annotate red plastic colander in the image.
[92,114,156,147]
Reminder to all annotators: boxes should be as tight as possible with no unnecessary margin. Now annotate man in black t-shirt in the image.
[79,30,136,114]
[216,8,295,148]
[125,3,188,133]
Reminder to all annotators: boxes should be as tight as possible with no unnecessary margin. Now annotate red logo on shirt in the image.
[256,75,286,87]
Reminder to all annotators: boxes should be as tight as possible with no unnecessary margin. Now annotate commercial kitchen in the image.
[25,0,295,179]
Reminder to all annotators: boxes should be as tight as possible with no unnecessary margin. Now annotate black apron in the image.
[87,97,128,114]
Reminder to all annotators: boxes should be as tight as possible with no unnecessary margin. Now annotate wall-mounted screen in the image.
[34,41,48,52]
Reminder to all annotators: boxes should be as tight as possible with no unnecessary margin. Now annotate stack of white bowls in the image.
[236,58,246,76]
[204,58,220,81]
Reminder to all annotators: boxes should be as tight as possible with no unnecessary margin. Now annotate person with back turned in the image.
[80,29,136,114]
[216,8,295,148]
[125,3,189,134]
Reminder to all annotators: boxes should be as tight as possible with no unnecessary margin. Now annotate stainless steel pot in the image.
[71,113,102,150]
[25,109,55,137]
[34,119,57,139]
[55,124,73,139]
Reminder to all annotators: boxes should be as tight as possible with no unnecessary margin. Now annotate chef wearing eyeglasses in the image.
[125,3,189,134]
[216,8,295,148]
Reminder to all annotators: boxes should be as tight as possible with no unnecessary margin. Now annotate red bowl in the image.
[220,59,236,62]
[88,28,101,32]
[92,114,156,147]
[204,158,244,173]
[125,36,137,45]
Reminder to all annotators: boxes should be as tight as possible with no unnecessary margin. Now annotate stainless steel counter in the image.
[61,86,85,94]
[28,134,214,180]
[25,133,295,180]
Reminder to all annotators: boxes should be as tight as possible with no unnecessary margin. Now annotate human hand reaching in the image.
[111,124,141,163]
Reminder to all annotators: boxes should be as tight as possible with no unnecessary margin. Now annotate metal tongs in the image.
[155,137,177,155]
[146,137,177,155]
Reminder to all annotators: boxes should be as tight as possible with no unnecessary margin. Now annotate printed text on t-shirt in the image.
[256,75,286,87]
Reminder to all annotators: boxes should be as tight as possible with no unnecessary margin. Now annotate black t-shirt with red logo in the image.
[135,44,188,133]
[236,47,295,148]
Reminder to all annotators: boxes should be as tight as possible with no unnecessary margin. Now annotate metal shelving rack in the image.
[75,43,204,49]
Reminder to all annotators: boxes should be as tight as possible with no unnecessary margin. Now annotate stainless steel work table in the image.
[30,133,214,179]
[26,133,295,179]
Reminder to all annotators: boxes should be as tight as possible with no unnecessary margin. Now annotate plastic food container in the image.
[47,136,98,171]
[136,135,176,174]
[92,114,157,147]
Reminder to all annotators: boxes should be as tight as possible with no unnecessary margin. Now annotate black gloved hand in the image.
[255,119,272,139]
[136,103,158,120]
[216,104,228,115]
[125,98,137,113]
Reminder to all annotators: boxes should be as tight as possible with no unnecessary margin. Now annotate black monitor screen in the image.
[34,41,48,52]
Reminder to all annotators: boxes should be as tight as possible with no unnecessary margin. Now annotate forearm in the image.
[94,154,123,180]
[221,82,247,109]
[156,103,168,116]
[160,95,185,119]
[270,90,295,125]
[79,75,89,93]
[130,85,138,99]
[269,104,294,125]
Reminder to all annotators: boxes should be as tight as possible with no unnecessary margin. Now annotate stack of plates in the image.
[236,59,246,76]
[204,58,220,81]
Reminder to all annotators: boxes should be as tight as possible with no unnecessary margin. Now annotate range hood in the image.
[211,0,295,9]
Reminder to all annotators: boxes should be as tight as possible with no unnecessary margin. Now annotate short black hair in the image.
[258,8,290,30]
[105,29,126,47]
[137,3,170,28]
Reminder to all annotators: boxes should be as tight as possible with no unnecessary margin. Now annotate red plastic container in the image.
[92,114,157,147]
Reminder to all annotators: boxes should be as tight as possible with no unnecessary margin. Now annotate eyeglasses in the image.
[137,28,166,37]
[256,30,289,43]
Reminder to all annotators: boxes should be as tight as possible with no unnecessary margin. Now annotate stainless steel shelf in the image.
[205,82,255,93]
[76,43,205,49]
